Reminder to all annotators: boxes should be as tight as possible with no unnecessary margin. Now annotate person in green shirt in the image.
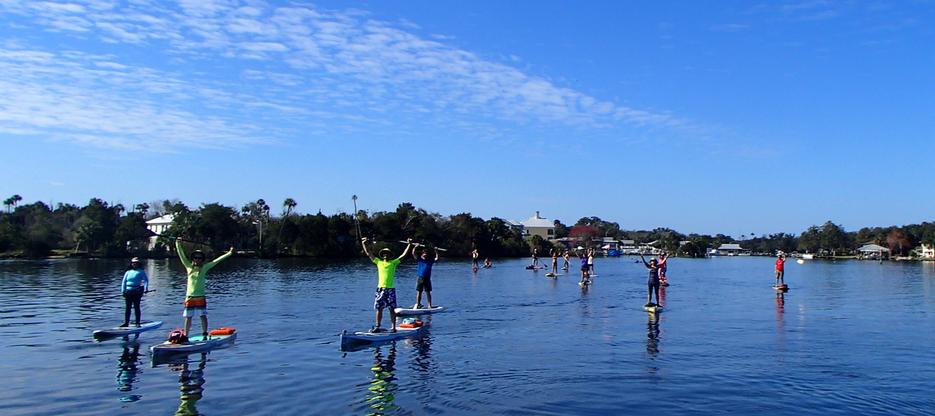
[176,239,234,339]
[361,237,413,333]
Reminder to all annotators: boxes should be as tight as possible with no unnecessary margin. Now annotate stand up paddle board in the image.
[578,280,592,288]
[150,330,237,355]
[545,272,557,278]
[93,321,163,338]
[340,326,424,349]
[394,306,445,316]
[643,304,663,313]
[772,284,789,292]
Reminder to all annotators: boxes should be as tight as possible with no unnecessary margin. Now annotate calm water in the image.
[2,256,935,415]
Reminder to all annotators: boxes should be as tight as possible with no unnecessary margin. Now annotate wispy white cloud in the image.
[0,0,696,151]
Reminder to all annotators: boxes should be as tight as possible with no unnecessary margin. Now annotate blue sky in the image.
[1,0,933,236]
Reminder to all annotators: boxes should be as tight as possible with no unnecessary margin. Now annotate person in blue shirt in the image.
[120,257,149,327]
[411,246,440,309]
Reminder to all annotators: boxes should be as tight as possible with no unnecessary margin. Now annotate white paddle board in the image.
[394,306,445,316]
[150,331,237,355]
[93,321,163,338]
[340,326,424,349]
[643,305,663,313]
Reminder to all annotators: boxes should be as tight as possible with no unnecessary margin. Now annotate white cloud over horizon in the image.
[0,0,693,151]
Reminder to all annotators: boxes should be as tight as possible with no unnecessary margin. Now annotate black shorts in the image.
[416,276,432,292]
[648,280,660,290]
[581,265,589,272]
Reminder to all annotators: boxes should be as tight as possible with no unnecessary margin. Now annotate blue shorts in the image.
[373,288,397,311]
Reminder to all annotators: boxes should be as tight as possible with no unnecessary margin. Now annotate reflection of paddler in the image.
[367,344,399,415]
[174,353,207,416]
[646,313,660,357]
[116,340,142,402]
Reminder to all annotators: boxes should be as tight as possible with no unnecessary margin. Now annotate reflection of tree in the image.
[174,353,208,416]
[366,344,399,415]
[116,340,142,402]
[646,313,661,358]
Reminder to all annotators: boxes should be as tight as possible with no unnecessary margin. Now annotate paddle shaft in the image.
[398,241,448,251]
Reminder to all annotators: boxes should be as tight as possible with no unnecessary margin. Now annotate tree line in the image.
[1,195,933,258]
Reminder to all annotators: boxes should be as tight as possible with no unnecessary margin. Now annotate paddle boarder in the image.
[176,239,234,338]
[775,253,786,287]
[362,237,413,333]
[587,248,595,276]
[471,248,480,271]
[658,252,670,286]
[120,257,149,328]
[550,249,559,274]
[562,251,570,271]
[411,246,440,309]
[531,248,540,268]
[483,258,492,268]
[639,252,662,307]
[577,249,590,285]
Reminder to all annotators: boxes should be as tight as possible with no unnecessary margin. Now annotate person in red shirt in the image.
[775,254,786,287]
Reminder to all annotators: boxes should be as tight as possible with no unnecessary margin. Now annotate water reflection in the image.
[171,353,208,416]
[116,337,142,402]
[646,313,661,358]
[366,344,400,415]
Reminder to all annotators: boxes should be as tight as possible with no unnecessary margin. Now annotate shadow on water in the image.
[116,336,143,403]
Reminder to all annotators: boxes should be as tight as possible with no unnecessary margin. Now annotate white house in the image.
[920,244,934,260]
[857,244,889,260]
[521,211,555,240]
[712,243,750,256]
[145,214,174,250]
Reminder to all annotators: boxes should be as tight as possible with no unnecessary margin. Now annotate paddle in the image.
[398,241,448,252]
[151,233,213,248]
[352,195,362,247]
[114,289,155,299]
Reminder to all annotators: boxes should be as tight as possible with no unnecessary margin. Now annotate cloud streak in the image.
[0,0,693,151]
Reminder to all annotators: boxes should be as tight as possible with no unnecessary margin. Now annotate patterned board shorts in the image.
[373,288,397,311]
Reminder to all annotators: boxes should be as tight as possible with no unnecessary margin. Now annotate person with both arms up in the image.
[411,245,440,309]
[176,239,234,339]
[639,251,662,308]
[362,238,413,333]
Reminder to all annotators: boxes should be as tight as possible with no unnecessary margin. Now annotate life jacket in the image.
[398,320,423,329]
[209,327,236,336]
[167,329,188,344]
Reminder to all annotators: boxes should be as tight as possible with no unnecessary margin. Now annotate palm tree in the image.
[2,197,11,213]
[134,203,150,217]
[277,198,298,254]
[11,195,22,209]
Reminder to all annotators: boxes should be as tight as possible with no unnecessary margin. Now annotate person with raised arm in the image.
[411,245,440,309]
[176,239,234,338]
[639,251,662,307]
[658,252,670,286]
[362,237,413,333]
[775,253,787,288]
